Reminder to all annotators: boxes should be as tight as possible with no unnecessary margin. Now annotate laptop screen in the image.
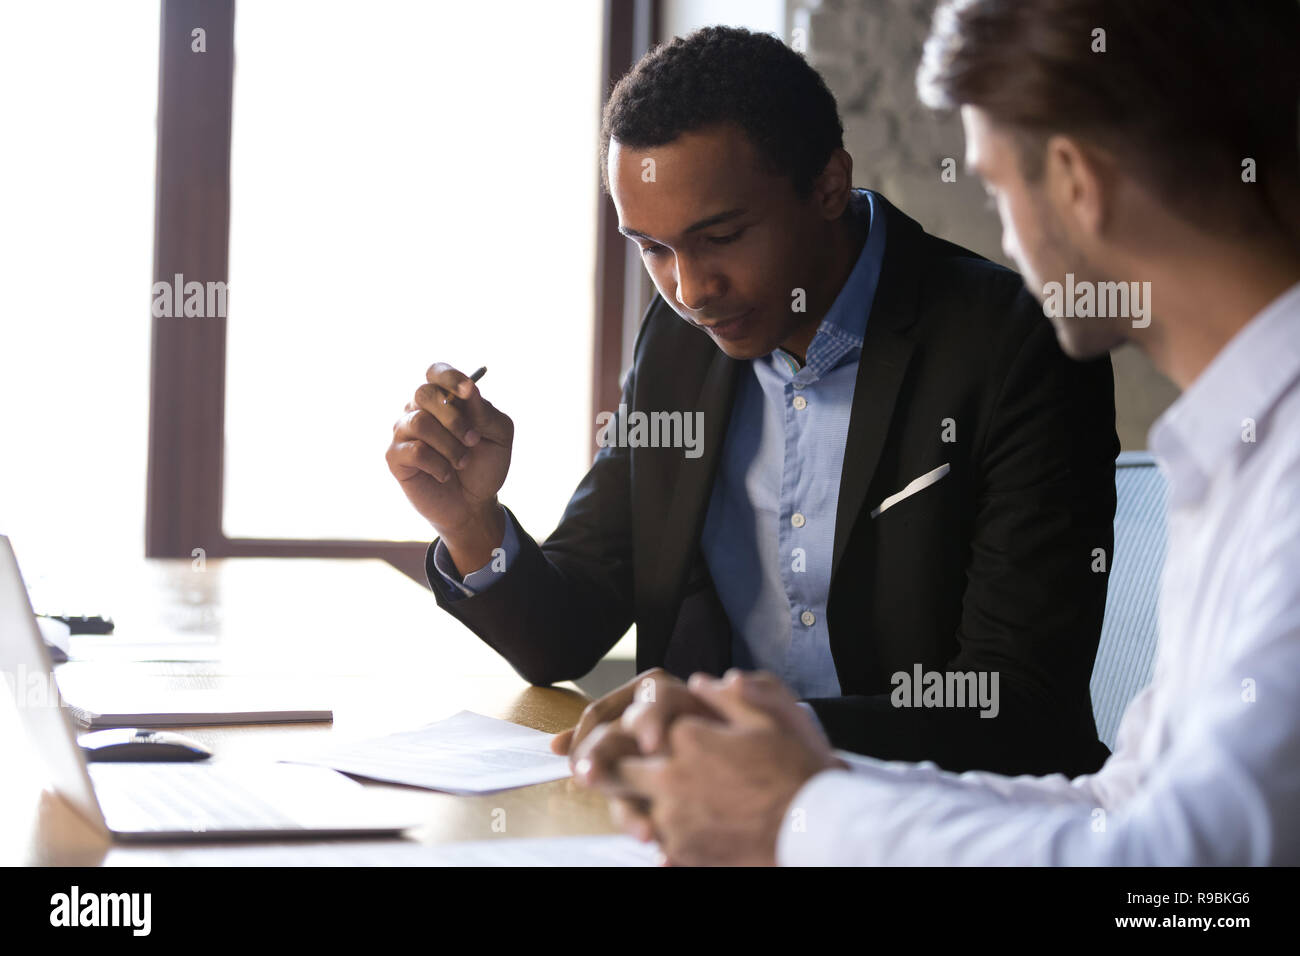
[0,537,105,833]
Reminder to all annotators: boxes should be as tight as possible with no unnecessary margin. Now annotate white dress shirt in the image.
[777,281,1300,866]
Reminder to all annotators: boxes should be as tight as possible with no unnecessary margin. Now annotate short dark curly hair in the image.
[600,25,844,198]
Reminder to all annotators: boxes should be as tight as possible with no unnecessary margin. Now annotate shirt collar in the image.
[1150,280,1300,506]
[772,189,887,384]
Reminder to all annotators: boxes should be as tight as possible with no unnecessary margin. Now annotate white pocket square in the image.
[870,463,951,519]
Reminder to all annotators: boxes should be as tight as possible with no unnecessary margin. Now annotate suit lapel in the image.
[831,195,925,581]
[831,326,915,578]
[643,347,740,657]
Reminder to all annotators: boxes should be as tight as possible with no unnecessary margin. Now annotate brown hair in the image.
[918,0,1300,239]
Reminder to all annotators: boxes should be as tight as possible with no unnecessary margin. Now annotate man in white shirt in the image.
[572,0,1300,865]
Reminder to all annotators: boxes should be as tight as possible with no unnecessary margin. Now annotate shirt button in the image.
[791,512,806,528]
[801,610,816,627]
[792,395,808,410]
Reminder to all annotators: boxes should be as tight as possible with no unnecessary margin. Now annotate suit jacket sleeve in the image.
[425,351,642,688]
[808,292,1118,777]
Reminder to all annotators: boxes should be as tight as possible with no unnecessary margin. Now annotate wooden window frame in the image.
[592,0,661,452]
[145,0,657,583]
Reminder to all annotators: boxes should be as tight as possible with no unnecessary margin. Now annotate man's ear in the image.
[811,147,855,220]
[1044,134,1113,240]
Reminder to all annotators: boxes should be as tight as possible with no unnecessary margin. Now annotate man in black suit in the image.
[386,26,1118,778]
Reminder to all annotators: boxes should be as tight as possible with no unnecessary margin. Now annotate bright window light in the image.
[224,0,602,542]
[0,2,160,569]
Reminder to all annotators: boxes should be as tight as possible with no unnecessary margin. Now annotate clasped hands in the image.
[551,668,848,866]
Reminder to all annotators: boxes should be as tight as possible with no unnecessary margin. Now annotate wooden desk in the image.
[0,556,615,865]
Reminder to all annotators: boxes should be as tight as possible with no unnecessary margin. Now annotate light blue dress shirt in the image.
[699,190,884,698]
[434,191,888,701]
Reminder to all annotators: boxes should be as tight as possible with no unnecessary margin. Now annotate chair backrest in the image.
[1090,451,1167,748]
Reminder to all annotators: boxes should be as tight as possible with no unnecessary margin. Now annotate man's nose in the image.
[674,255,722,312]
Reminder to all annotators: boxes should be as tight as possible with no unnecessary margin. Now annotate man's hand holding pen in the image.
[387,363,513,576]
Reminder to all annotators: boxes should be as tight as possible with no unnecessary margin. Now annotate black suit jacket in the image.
[429,194,1118,777]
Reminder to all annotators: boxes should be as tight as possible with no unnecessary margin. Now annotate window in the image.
[223,1,602,543]
[0,2,160,569]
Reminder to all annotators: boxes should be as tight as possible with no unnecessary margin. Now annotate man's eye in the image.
[707,231,744,246]
[641,244,667,257]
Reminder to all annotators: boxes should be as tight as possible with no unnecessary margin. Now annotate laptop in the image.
[0,536,420,841]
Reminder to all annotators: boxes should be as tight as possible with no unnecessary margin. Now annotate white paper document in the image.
[280,710,572,794]
[107,835,661,867]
